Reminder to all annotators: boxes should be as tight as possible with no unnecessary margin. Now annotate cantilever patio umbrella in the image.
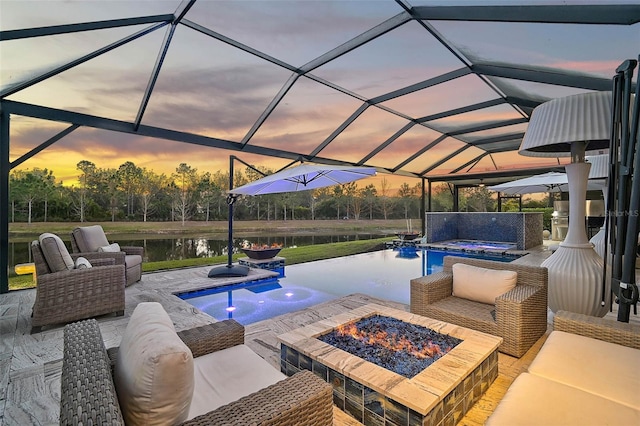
[208,162,377,277]
[229,164,378,196]
[488,172,605,195]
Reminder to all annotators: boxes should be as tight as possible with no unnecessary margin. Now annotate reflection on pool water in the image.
[180,248,523,325]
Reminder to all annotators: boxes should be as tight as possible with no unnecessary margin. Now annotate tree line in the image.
[9,160,554,224]
[8,160,445,224]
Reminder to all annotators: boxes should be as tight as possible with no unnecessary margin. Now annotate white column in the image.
[541,162,610,317]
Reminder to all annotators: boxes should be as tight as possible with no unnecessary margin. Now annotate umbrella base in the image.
[208,264,250,278]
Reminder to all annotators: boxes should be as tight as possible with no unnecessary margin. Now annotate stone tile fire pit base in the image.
[278,303,502,426]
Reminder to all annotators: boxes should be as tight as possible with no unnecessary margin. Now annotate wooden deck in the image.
[1,245,637,425]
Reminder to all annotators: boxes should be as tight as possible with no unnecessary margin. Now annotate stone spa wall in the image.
[424,212,543,250]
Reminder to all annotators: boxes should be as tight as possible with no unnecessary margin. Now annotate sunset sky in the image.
[2,0,638,190]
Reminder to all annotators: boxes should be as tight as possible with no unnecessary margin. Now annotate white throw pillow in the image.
[452,263,517,305]
[74,256,92,269]
[38,233,74,272]
[98,242,121,252]
[114,302,194,426]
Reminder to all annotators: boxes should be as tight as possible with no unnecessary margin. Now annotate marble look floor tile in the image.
[0,358,9,401]
[0,305,18,318]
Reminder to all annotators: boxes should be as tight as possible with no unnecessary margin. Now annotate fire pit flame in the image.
[319,315,462,378]
[336,321,444,359]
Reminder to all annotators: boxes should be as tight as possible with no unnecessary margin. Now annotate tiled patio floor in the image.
[1,247,637,425]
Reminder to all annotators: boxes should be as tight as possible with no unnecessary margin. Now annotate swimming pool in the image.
[179,248,524,325]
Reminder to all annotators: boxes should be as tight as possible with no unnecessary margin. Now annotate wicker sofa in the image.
[410,256,548,357]
[59,316,333,425]
[71,225,143,286]
[487,310,640,425]
[30,236,125,333]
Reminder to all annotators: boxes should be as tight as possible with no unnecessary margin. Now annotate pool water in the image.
[180,248,523,325]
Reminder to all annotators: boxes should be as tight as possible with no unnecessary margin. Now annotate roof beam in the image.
[420,145,472,175]
[450,152,490,174]
[472,63,612,91]
[448,118,528,136]
[241,73,300,146]
[300,12,411,73]
[0,22,169,98]
[309,103,370,157]
[482,144,522,154]
[428,165,565,183]
[10,124,80,168]
[358,122,415,165]
[468,132,526,147]
[504,96,544,110]
[392,134,447,171]
[417,98,506,123]
[134,25,176,130]
[0,100,349,164]
[181,19,298,72]
[412,5,640,25]
[0,14,174,40]
[369,68,471,104]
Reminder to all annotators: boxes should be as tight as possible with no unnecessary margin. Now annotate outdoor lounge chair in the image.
[30,233,125,333]
[70,224,143,286]
[59,304,334,425]
[410,256,548,358]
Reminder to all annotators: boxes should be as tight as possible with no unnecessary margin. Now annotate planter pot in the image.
[241,248,282,260]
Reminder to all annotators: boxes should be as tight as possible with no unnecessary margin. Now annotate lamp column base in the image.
[542,242,609,317]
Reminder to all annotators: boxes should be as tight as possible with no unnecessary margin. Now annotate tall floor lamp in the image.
[519,91,612,317]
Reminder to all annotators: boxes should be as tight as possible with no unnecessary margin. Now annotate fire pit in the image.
[318,315,461,379]
[241,247,282,259]
[278,304,502,426]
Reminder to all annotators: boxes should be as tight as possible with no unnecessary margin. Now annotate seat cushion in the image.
[528,330,640,409]
[486,373,640,426]
[187,344,287,420]
[75,225,110,252]
[452,263,517,305]
[420,296,497,335]
[125,254,142,269]
[114,302,194,426]
[39,233,74,272]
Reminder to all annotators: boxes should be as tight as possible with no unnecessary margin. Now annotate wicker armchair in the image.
[70,225,143,286]
[60,318,333,426]
[30,239,125,333]
[410,256,548,358]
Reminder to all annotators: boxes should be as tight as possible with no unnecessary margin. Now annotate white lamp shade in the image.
[519,91,612,157]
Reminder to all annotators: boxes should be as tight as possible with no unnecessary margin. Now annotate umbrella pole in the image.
[227,155,234,268]
[208,155,249,277]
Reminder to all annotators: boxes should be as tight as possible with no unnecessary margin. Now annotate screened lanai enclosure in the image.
[1,0,639,292]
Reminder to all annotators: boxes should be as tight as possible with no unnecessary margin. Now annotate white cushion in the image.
[74,256,92,269]
[187,344,286,420]
[452,263,517,305]
[38,233,74,272]
[528,331,640,409]
[486,373,640,426]
[98,242,121,252]
[114,302,194,426]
